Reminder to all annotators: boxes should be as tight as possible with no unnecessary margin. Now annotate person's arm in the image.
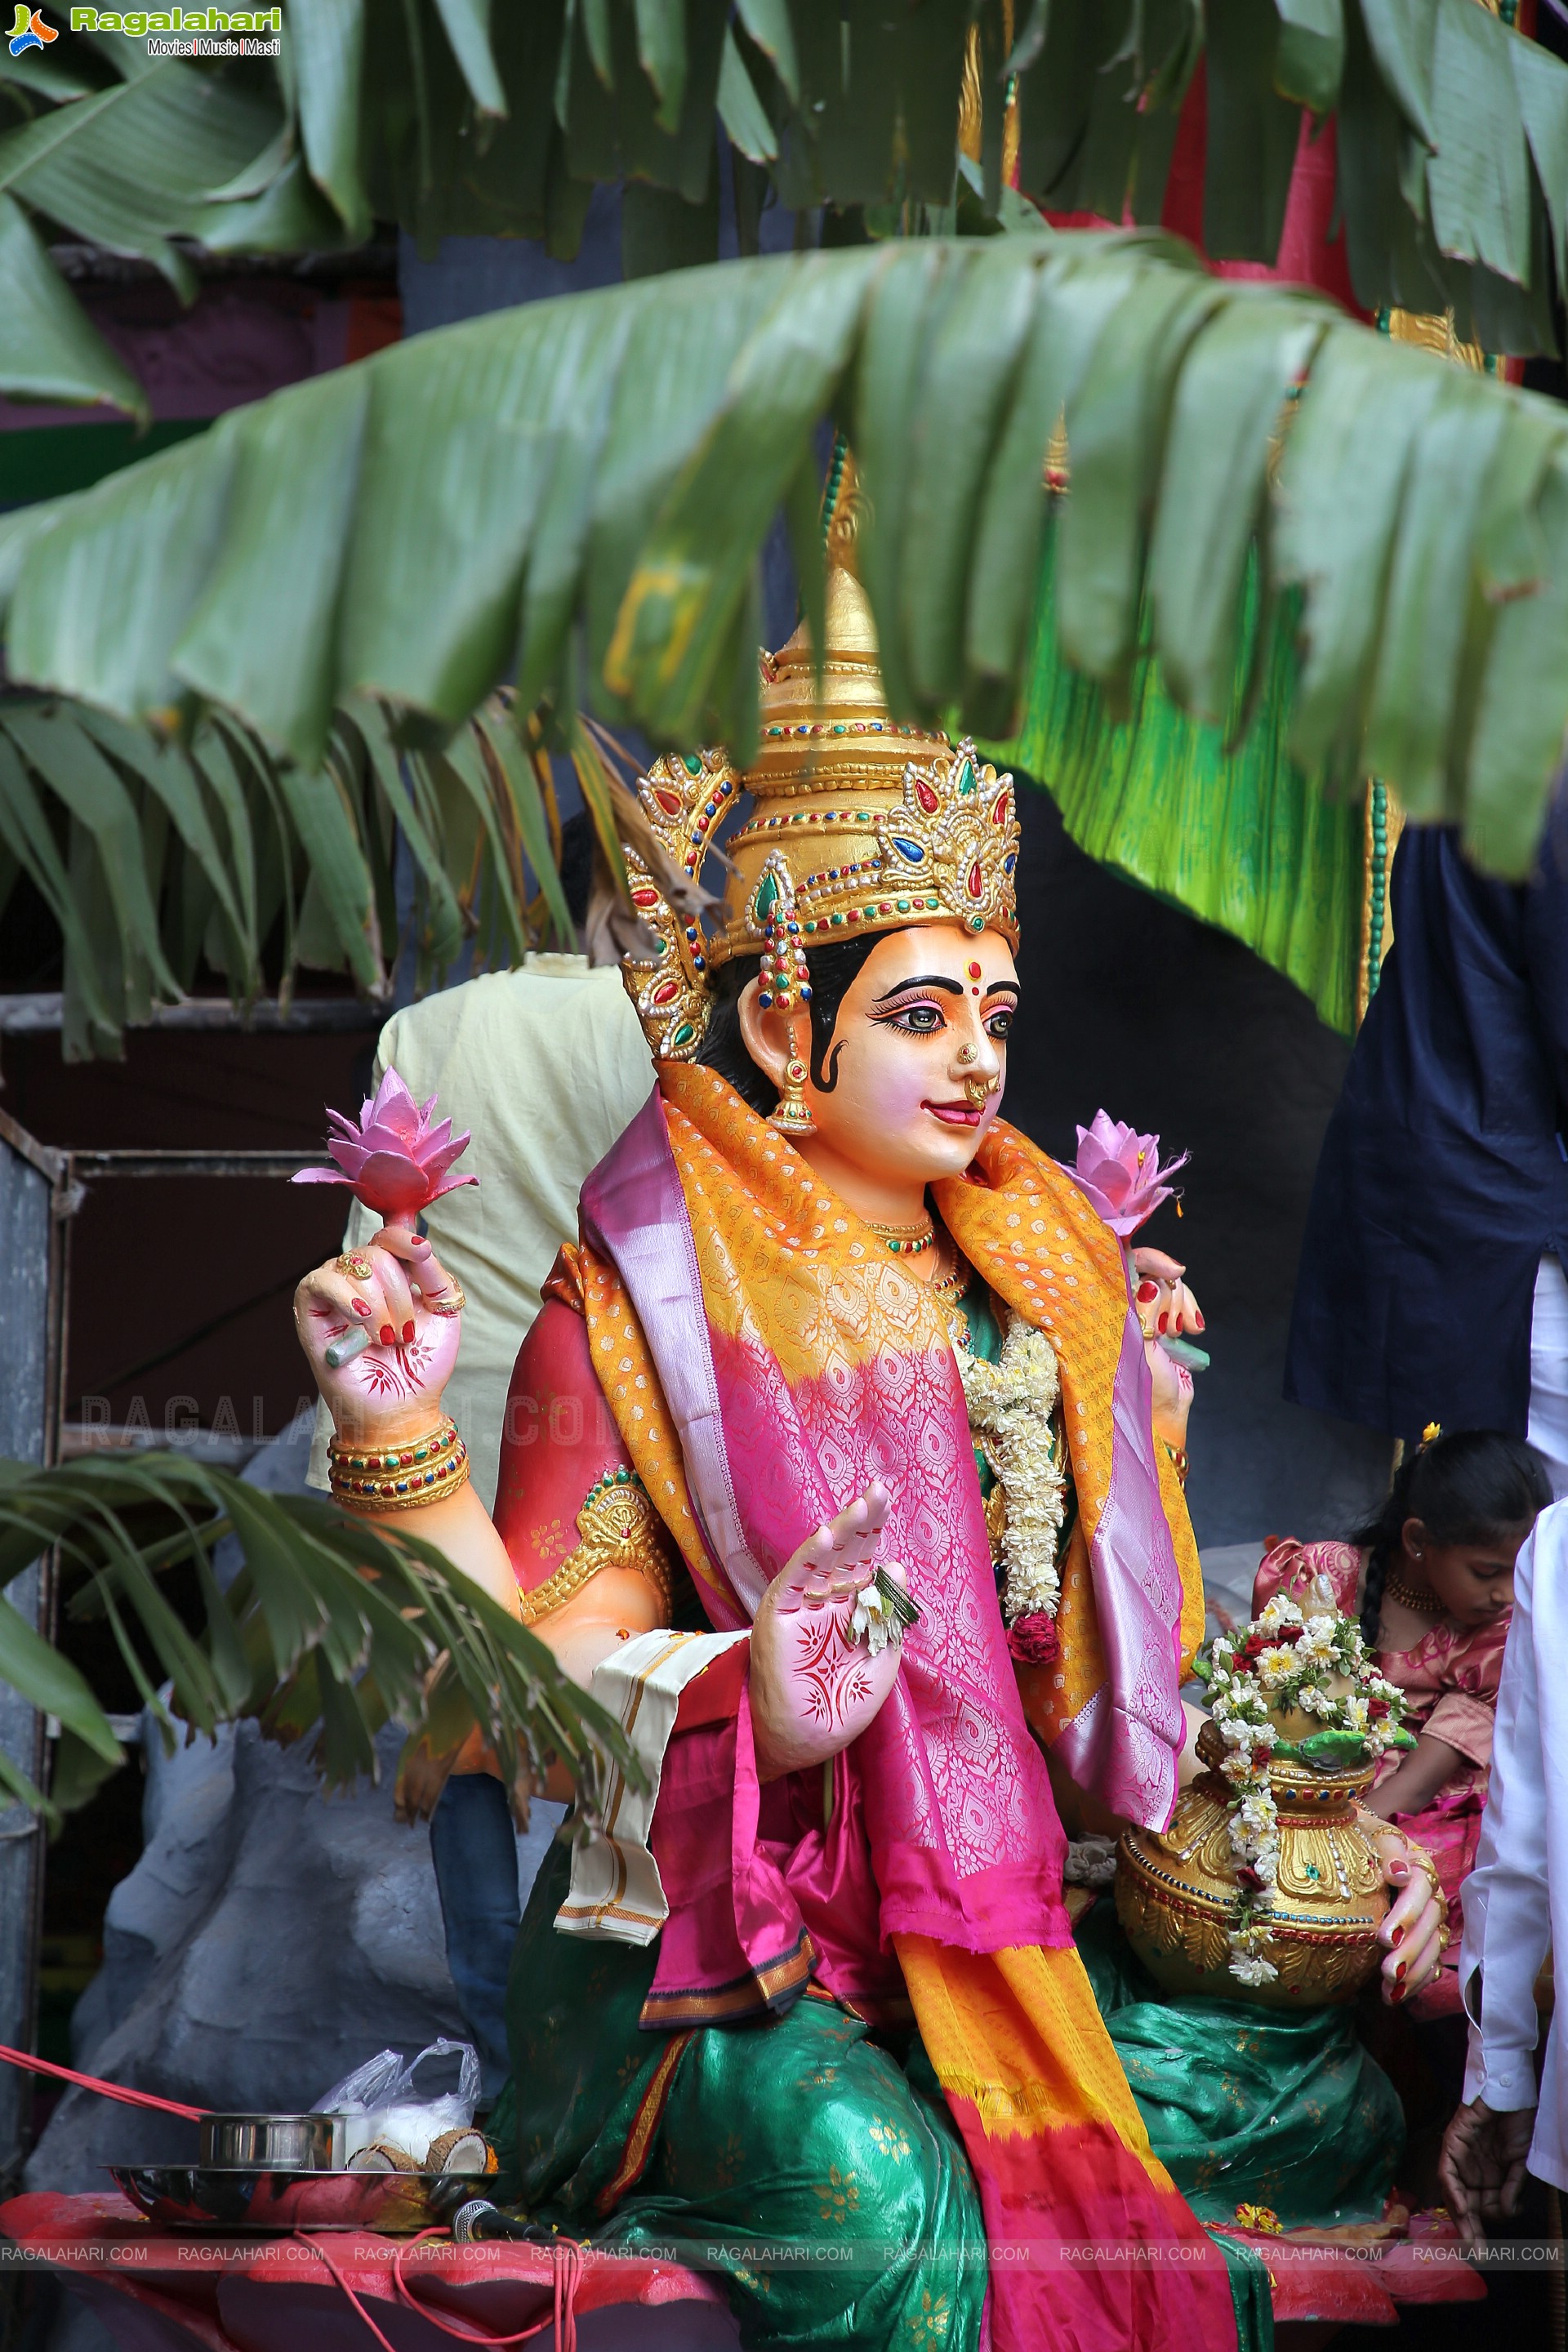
[1440,1526,1549,2242]
[1522,808,1568,1113]
[1462,1533,1550,2098]
[1364,1731,1464,1820]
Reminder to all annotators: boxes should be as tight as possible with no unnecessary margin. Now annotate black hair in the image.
[1353,1428,1552,1645]
[693,933,884,1115]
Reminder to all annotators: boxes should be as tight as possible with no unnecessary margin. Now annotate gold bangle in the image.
[332,1444,470,1512]
[329,1419,470,1510]
[329,1416,460,1475]
[334,1448,472,1513]
[423,1282,466,1316]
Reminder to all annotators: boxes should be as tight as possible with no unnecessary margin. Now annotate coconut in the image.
[426,2127,493,2176]
[346,2141,419,2173]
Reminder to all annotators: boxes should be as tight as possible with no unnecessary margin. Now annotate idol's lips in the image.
[924,1098,985,1128]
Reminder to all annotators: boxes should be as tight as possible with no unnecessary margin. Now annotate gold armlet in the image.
[519,1469,675,1626]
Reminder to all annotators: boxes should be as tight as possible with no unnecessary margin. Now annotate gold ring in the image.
[425,1283,466,1316]
[337,1252,376,1283]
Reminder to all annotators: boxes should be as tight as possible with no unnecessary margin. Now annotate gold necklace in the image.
[1384,1566,1446,1616]
[929,1250,969,1299]
[866,1214,937,1258]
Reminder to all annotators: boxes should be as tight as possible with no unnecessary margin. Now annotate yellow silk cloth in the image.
[896,1931,1175,2167]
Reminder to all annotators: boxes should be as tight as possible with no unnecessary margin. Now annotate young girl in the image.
[1254,1428,1551,2017]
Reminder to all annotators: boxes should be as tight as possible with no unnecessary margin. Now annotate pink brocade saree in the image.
[568,1071,1236,2352]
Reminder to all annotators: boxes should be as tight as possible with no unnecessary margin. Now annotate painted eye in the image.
[896,1004,944,1033]
[985,1008,1013,1041]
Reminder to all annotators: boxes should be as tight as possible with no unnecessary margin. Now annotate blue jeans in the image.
[429,1772,523,2096]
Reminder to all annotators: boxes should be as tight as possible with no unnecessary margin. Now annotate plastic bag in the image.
[313,2038,480,2165]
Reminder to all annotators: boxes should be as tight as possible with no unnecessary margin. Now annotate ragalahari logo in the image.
[8,7,57,50]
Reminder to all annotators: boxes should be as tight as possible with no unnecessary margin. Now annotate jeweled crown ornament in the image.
[621,457,1021,1062]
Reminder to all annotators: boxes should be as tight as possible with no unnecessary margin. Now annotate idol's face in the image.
[745,923,1018,1192]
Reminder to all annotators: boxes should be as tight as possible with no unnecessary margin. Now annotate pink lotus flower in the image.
[292,1068,477,1225]
[1065,1111,1188,1237]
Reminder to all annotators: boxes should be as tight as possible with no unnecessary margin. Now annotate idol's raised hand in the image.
[751,1481,910,1782]
[293,1225,463,1446]
[1131,1244,1201,1452]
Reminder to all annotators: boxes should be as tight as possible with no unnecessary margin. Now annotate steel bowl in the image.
[198,2113,344,2171]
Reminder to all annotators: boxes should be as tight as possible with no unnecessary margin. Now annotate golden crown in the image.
[619,475,1020,1062]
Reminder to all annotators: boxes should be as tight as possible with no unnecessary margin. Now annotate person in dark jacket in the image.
[1285,813,1568,1490]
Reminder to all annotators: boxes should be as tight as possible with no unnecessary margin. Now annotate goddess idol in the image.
[292,495,1443,2350]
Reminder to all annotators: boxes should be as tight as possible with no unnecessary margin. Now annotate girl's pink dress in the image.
[1254,1538,1511,2020]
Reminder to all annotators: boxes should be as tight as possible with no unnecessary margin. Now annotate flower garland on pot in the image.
[1196,1586,1414,1988]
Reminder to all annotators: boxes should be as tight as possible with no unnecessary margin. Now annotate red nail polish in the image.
[1392,1926,1405,1947]
[403,1320,416,1343]
[380,1325,396,1346]
[1396,1961,1407,1980]
[1136,1281,1158,1303]
[1157,1312,1169,1334]
[1195,1312,1205,1330]
[350,1298,372,1318]
[1174,1316,1185,1334]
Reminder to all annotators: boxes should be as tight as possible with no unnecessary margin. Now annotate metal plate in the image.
[109,2165,443,2234]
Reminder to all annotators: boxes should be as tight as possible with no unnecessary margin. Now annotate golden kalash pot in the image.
[1115,1716,1392,2010]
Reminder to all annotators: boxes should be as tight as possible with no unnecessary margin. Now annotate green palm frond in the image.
[0,691,583,1057]
[0,1449,639,1826]
[4,0,1568,424]
[3,235,1565,911]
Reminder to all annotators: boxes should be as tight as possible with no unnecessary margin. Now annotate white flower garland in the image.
[956,1320,1067,1624]
[1197,1585,1411,1986]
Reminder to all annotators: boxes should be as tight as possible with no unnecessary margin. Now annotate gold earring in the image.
[768,1024,816,1140]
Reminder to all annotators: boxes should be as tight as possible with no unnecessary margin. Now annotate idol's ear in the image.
[736,970,796,1093]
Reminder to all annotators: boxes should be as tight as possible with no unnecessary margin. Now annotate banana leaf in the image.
[3,234,1566,914]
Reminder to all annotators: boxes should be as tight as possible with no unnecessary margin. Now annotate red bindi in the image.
[967,961,982,979]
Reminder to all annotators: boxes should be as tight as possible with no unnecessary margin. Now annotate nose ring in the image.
[964,1073,997,1110]
[956,1044,978,1067]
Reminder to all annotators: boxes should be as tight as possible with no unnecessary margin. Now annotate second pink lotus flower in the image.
[1066,1110,1187,1238]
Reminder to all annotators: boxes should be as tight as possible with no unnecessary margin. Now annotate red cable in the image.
[389,2226,582,2348]
[0,2040,203,2122]
[294,2236,403,2352]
